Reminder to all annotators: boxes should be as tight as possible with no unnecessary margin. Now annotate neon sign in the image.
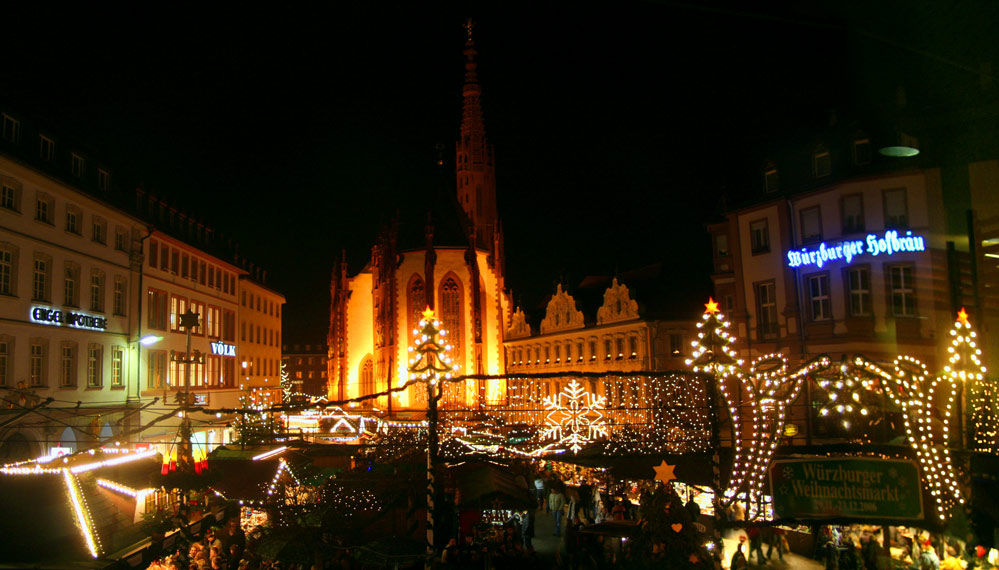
[30,306,108,331]
[210,341,236,356]
[787,230,925,269]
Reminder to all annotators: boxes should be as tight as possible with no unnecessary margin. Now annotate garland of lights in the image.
[854,354,963,521]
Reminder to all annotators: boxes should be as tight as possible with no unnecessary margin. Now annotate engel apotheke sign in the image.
[30,306,108,331]
[787,229,926,269]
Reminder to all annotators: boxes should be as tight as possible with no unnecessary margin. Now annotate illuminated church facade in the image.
[327,33,512,411]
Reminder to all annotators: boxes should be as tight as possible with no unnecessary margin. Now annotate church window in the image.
[440,275,462,371]
[359,356,374,397]
[407,275,426,336]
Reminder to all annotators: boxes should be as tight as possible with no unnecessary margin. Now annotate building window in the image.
[32,255,50,302]
[97,168,111,192]
[90,270,105,312]
[764,167,779,193]
[114,226,129,252]
[715,234,729,257]
[160,244,168,271]
[29,340,46,387]
[207,305,221,338]
[0,336,10,386]
[750,219,770,254]
[884,188,908,229]
[71,153,85,177]
[92,217,107,244]
[0,245,14,296]
[604,339,612,360]
[629,337,638,358]
[799,206,822,243]
[853,138,871,165]
[111,346,123,387]
[61,343,76,387]
[669,333,684,357]
[35,193,53,224]
[170,295,187,332]
[64,263,79,307]
[39,135,54,161]
[241,322,246,341]
[807,273,831,321]
[848,267,871,316]
[147,350,167,389]
[223,310,235,341]
[755,280,778,339]
[113,277,126,316]
[65,206,81,235]
[147,288,168,330]
[181,253,189,278]
[889,266,916,316]
[813,148,831,178]
[407,275,426,339]
[2,114,20,142]
[189,301,204,335]
[148,240,158,268]
[0,182,18,212]
[87,344,103,387]
[439,275,463,370]
[841,194,864,234]
[189,257,198,282]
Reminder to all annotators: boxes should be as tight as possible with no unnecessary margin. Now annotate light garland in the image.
[96,478,155,499]
[252,446,288,461]
[64,468,101,558]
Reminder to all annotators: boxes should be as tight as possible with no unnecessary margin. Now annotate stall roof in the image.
[451,461,535,510]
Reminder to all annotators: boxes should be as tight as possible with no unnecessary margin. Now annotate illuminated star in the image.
[704,298,720,314]
[957,307,969,325]
[653,460,677,484]
[421,306,436,321]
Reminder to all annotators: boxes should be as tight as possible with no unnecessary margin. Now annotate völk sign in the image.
[769,458,923,520]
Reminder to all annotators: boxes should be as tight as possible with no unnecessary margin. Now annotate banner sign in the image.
[769,458,923,520]
[30,305,108,331]
[786,229,926,269]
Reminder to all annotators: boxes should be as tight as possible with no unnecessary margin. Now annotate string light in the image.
[64,468,101,558]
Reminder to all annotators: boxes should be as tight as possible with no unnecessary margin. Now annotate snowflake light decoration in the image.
[542,379,608,453]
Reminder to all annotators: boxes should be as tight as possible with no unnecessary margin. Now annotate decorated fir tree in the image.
[944,308,995,453]
[234,386,281,446]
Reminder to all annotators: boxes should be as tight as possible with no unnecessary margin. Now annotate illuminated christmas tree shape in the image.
[856,354,963,520]
[542,379,608,454]
[280,361,292,403]
[408,307,458,386]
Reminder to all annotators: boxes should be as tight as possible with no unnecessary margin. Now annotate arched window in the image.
[407,274,425,336]
[439,274,463,372]
[359,356,374,397]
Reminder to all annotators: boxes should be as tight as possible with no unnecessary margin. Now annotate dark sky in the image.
[3,2,995,342]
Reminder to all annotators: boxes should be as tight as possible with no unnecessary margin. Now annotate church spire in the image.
[456,18,498,256]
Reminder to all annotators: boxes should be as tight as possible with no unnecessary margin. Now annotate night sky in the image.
[2,2,995,342]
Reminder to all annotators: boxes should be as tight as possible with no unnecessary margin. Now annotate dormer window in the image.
[71,153,85,177]
[39,135,54,162]
[853,138,871,165]
[813,147,831,178]
[764,164,779,193]
[2,114,20,143]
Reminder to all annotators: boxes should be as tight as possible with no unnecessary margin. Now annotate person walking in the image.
[533,475,545,509]
[549,485,567,537]
[766,526,786,562]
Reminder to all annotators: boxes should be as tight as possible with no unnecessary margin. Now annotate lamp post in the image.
[171,310,202,473]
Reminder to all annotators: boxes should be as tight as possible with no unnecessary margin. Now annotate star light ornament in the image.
[944,309,996,453]
[542,379,608,454]
[407,307,458,387]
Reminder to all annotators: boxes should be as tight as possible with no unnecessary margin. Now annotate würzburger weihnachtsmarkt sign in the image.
[769,458,923,520]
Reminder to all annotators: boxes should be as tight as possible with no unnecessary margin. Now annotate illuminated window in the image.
[111,346,123,387]
[889,266,916,316]
[440,275,462,370]
[800,206,822,243]
[847,267,871,316]
[147,350,166,389]
[87,344,103,387]
[360,356,373,396]
[750,219,770,254]
[807,274,831,321]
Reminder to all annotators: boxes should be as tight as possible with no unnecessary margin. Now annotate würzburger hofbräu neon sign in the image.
[787,230,926,269]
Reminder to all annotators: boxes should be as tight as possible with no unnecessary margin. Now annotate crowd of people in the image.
[144,516,292,570]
